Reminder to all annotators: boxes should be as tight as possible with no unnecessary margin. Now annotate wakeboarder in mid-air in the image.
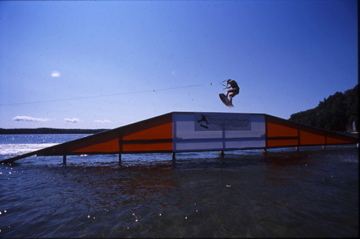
[219,79,240,107]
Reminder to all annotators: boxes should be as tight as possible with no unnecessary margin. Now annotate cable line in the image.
[0,83,210,107]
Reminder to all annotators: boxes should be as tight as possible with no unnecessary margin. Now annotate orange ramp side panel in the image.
[74,114,173,154]
[37,130,121,156]
[266,122,298,137]
[326,133,358,144]
[296,121,357,145]
[72,138,119,154]
[122,142,173,152]
[299,130,326,145]
[266,115,358,148]
[123,122,173,141]
[266,115,299,147]
[121,114,173,153]
[38,113,173,156]
[267,139,299,147]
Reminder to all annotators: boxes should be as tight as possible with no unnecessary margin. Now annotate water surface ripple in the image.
[0,135,358,237]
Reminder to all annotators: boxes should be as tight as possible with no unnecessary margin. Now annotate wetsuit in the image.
[227,80,240,97]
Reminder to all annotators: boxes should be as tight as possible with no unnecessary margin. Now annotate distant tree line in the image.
[0,128,109,134]
[289,84,358,132]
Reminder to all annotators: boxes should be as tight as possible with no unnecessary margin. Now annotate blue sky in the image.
[0,0,358,129]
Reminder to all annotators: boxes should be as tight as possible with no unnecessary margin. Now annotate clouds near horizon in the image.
[12,116,110,125]
[13,116,51,122]
[95,120,111,123]
[64,118,81,123]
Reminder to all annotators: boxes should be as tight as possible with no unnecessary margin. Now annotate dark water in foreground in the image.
[0,135,358,238]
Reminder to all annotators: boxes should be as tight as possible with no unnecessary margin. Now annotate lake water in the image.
[0,134,358,238]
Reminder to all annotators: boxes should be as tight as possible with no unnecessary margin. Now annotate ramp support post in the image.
[118,138,123,167]
[63,155,67,165]
[219,150,225,157]
[172,152,177,168]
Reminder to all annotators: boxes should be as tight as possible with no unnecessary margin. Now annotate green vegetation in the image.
[289,84,358,132]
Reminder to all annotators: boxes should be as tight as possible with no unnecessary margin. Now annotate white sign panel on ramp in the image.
[173,112,266,152]
[194,113,251,131]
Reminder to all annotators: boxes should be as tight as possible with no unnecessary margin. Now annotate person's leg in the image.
[228,92,234,103]
[229,89,240,103]
[227,89,236,102]
[225,90,230,97]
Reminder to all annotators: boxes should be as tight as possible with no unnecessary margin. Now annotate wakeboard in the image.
[219,93,234,107]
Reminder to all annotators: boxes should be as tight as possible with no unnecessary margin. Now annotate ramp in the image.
[1,112,358,164]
